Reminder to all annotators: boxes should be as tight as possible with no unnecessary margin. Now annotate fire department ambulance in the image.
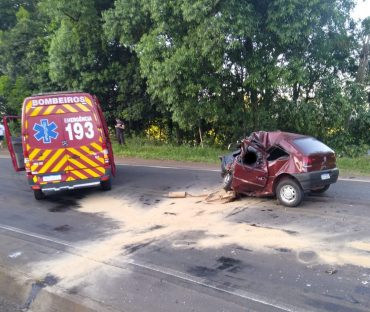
[3,92,116,199]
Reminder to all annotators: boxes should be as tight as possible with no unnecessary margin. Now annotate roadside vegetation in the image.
[337,156,370,176]
[0,1,369,162]
[113,139,370,176]
[113,137,227,164]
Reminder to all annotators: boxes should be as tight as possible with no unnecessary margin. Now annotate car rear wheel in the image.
[101,178,112,191]
[223,172,233,191]
[276,178,303,207]
[311,185,330,194]
[33,189,45,200]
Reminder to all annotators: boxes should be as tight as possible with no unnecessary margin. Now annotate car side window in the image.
[243,151,258,166]
[267,146,289,161]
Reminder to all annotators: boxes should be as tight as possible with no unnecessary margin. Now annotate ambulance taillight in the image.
[102,142,109,164]
[24,157,31,173]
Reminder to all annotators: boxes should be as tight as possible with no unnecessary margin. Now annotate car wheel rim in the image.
[280,185,296,203]
[224,174,231,185]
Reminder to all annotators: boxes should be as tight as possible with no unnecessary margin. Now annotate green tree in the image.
[0,2,52,114]
[41,0,154,130]
[0,0,367,153]
[0,0,35,31]
[104,0,359,144]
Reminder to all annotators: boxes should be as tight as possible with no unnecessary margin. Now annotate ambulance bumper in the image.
[40,179,102,192]
[29,168,112,193]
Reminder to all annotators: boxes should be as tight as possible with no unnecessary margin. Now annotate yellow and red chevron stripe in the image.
[26,101,92,116]
[28,143,105,182]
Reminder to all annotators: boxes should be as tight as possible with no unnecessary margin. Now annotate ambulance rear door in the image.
[3,116,25,172]
[94,95,116,176]
[26,114,69,185]
[62,111,106,182]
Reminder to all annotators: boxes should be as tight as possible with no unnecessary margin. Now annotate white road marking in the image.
[117,163,220,172]
[0,224,75,249]
[0,223,304,312]
[126,259,305,312]
[1,154,369,183]
[337,177,370,183]
[117,163,370,183]
[8,251,22,258]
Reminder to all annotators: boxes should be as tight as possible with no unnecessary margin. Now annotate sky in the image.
[352,0,370,20]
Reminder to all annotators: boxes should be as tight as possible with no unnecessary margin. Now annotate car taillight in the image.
[303,156,313,168]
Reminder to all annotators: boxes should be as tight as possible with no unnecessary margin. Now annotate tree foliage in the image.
[0,0,369,154]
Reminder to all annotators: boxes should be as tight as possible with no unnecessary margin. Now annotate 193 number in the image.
[65,122,94,140]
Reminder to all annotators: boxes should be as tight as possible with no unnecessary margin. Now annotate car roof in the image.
[247,131,309,149]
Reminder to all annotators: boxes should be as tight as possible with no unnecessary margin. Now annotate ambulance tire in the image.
[34,190,45,200]
[101,178,112,191]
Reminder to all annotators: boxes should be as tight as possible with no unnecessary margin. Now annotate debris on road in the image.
[204,190,236,203]
[8,252,22,259]
[168,191,187,198]
[167,189,236,203]
[325,268,338,275]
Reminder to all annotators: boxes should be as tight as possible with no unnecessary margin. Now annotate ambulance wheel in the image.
[101,178,112,191]
[34,190,45,200]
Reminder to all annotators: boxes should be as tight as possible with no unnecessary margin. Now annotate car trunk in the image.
[303,152,336,172]
[292,137,337,172]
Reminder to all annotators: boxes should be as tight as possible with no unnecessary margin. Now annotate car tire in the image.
[310,185,330,194]
[223,172,233,191]
[34,189,45,200]
[101,178,112,191]
[276,178,303,207]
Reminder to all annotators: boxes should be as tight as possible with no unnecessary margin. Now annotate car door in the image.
[232,145,268,193]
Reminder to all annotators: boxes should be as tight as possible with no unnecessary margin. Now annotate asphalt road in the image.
[0,157,370,312]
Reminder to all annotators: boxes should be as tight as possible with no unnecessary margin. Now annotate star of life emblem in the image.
[33,119,59,144]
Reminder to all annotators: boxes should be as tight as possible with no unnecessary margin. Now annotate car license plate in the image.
[321,173,330,180]
[42,174,61,182]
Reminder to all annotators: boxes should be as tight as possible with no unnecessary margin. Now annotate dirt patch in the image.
[347,241,370,252]
[30,190,370,287]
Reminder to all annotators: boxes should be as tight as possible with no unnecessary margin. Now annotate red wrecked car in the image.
[220,131,339,207]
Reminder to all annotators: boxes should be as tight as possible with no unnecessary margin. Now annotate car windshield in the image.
[293,137,333,155]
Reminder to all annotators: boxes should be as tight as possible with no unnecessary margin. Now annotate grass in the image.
[112,137,370,176]
[112,137,227,164]
[337,156,370,177]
